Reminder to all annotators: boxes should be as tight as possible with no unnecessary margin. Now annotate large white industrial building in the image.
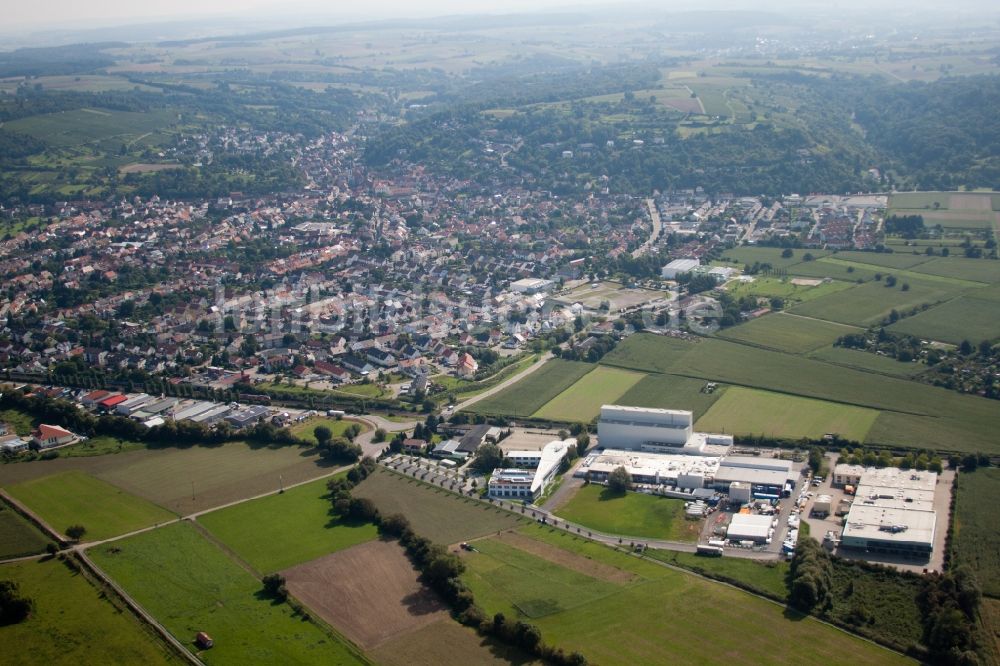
[597,405,733,456]
[840,467,939,558]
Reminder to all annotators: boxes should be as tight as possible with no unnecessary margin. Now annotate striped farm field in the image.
[532,366,644,422]
[695,386,880,441]
[717,312,861,353]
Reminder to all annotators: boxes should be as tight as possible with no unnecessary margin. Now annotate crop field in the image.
[599,334,695,374]
[601,334,1000,452]
[787,278,961,327]
[467,359,593,417]
[5,471,175,540]
[371,618,540,666]
[532,366,644,421]
[283,540,447,649]
[717,312,860,353]
[0,441,331,516]
[5,108,176,148]
[553,485,700,542]
[197,475,377,574]
[91,522,366,665]
[952,468,1000,598]
[555,281,661,310]
[807,345,928,378]
[911,258,1000,284]
[0,558,181,665]
[816,257,982,287]
[353,468,525,544]
[462,525,910,665]
[0,504,49,558]
[91,442,327,515]
[888,297,1000,344]
[696,386,879,441]
[614,374,723,419]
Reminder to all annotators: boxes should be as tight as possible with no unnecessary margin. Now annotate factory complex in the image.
[837,465,940,558]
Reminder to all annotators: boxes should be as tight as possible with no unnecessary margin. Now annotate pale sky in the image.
[6,0,996,32]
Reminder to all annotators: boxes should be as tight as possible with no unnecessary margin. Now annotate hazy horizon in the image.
[6,0,1000,33]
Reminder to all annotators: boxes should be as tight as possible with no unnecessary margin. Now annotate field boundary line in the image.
[188,518,262,578]
[0,488,67,544]
[75,549,204,666]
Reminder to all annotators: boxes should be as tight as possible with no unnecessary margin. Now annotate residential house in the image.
[32,424,77,449]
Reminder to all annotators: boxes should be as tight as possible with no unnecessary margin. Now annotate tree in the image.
[261,573,288,601]
[607,466,631,494]
[781,248,794,258]
[314,425,332,445]
[373,428,387,443]
[472,443,504,474]
[0,580,33,626]
[65,524,86,541]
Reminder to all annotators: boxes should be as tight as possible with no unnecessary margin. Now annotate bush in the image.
[0,580,33,626]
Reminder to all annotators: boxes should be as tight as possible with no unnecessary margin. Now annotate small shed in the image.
[195,631,214,649]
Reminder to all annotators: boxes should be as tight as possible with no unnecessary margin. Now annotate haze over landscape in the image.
[0,1,999,665]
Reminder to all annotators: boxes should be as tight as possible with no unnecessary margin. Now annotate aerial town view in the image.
[1,0,999,664]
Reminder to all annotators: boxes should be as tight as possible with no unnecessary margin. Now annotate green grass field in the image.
[353,468,524,544]
[91,522,367,665]
[788,278,963,327]
[646,549,790,601]
[0,505,50,558]
[6,471,175,540]
[724,276,853,304]
[197,475,377,573]
[718,312,860,353]
[952,468,1000,598]
[371,618,541,666]
[614,374,723,419]
[5,108,176,147]
[290,417,369,444]
[807,345,928,378]
[830,251,936,270]
[554,485,700,542]
[599,334,695,374]
[0,558,181,665]
[462,525,910,665]
[721,246,830,270]
[888,296,1000,343]
[910,258,1000,284]
[604,334,1000,452]
[532,366,644,421]
[467,359,593,417]
[695,386,880,441]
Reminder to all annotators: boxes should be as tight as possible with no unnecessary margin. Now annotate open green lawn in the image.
[830,251,936,270]
[5,471,175,540]
[0,558,181,665]
[0,504,49,558]
[695,386,880,441]
[532,366,644,421]
[290,417,369,444]
[91,522,367,666]
[197,475,377,574]
[888,296,1000,344]
[467,359,593,417]
[788,278,964,327]
[0,408,35,436]
[952,467,1000,598]
[807,345,928,377]
[614,374,724,420]
[353,468,525,544]
[462,525,911,665]
[718,312,860,353]
[554,485,700,542]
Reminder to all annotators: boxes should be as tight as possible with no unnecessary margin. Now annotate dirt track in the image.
[282,539,447,649]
